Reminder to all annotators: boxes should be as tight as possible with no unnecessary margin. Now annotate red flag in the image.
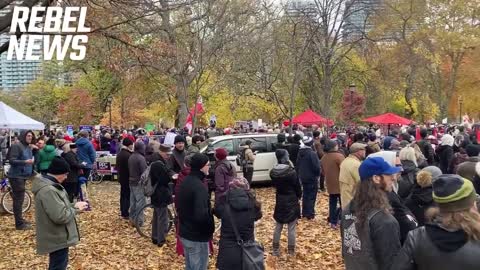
[185,97,205,134]
[415,127,421,141]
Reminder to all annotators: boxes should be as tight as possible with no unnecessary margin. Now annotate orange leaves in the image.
[0,182,343,270]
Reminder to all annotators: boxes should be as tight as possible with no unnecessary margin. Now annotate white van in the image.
[200,133,279,182]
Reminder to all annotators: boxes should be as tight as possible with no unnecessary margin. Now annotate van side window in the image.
[239,137,268,153]
[213,139,235,155]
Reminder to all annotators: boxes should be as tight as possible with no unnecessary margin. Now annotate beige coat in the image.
[339,155,361,208]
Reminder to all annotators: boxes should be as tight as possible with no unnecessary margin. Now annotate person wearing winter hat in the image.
[214,148,237,206]
[436,134,455,174]
[32,157,88,270]
[214,176,262,269]
[405,166,442,226]
[341,157,401,270]
[392,174,480,270]
[116,137,134,219]
[297,136,321,220]
[177,153,214,270]
[169,135,187,174]
[270,149,301,256]
[60,143,86,203]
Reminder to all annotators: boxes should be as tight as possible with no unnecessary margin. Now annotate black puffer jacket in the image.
[270,164,301,224]
[404,185,434,226]
[398,160,419,199]
[215,188,262,270]
[392,223,480,270]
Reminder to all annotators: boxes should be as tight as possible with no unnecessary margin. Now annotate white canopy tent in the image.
[0,101,45,130]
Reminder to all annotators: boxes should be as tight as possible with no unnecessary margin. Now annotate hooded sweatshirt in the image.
[8,130,33,178]
[128,142,147,185]
[75,137,96,169]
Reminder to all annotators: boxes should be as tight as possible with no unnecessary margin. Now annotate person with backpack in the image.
[238,140,255,185]
[214,148,237,207]
[128,141,147,226]
[149,144,174,247]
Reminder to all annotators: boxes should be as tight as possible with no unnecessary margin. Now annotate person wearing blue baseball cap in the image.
[341,157,402,270]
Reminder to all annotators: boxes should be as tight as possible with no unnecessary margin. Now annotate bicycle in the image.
[88,166,104,184]
[135,197,176,239]
[0,177,32,215]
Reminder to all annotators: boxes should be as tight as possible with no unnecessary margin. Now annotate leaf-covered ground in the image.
[0,181,343,270]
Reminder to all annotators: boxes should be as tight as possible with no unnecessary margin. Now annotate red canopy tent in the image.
[362,113,413,125]
[283,109,334,126]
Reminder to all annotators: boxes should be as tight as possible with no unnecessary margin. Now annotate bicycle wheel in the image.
[135,204,154,238]
[1,190,32,215]
[167,206,174,233]
[89,171,103,184]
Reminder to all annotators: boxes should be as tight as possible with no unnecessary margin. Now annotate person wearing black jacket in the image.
[116,138,133,219]
[392,174,480,270]
[61,143,86,202]
[341,157,401,270]
[168,135,186,174]
[417,128,435,166]
[271,149,301,256]
[177,153,214,270]
[287,134,302,167]
[214,178,262,270]
[297,138,321,219]
[405,166,442,226]
[436,134,454,174]
[150,145,174,247]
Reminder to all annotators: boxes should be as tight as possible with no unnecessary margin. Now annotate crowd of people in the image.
[2,121,480,270]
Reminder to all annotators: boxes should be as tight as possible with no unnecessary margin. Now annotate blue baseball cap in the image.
[359,157,401,181]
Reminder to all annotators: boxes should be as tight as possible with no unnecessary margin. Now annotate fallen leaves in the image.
[0,182,343,269]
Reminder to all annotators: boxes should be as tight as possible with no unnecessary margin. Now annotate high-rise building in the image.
[343,0,383,41]
[285,0,317,17]
[0,1,43,90]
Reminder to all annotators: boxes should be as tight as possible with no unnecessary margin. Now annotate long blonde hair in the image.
[426,206,480,241]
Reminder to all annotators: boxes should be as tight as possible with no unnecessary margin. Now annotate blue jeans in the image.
[301,179,318,218]
[129,185,146,225]
[328,194,342,225]
[180,237,209,270]
[49,248,69,270]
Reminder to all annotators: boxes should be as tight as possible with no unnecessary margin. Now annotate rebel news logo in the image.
[7,6,90,61]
